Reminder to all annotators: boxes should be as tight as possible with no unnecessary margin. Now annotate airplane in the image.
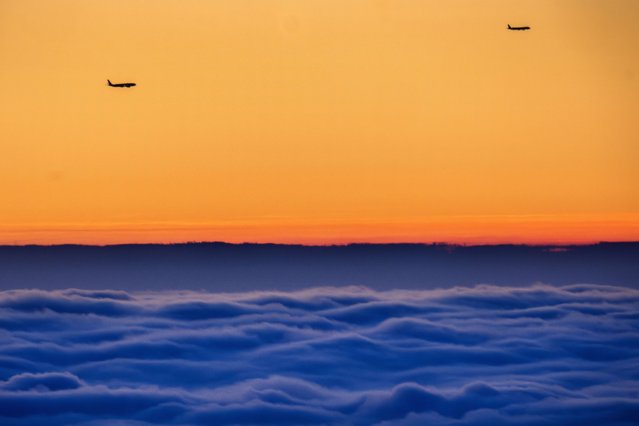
[507,24,530,31]
[107,79,136,88]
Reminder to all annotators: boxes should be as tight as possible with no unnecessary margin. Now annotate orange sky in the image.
[1,0,638,245]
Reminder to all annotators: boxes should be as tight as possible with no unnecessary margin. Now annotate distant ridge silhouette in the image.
[1,242,637,291]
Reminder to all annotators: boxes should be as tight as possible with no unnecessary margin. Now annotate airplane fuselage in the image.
[107,80,136,88]
[508,25,530,31]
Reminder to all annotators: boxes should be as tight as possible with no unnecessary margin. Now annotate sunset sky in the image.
[1,0,638,245]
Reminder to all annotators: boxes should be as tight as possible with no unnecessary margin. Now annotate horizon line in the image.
[2,213,638,246]
[2,240,638,249]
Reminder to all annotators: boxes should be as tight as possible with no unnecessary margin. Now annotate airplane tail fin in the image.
[508,24,512,29]
[107,79,113,86]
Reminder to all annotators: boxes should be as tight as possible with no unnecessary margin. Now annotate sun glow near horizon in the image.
[2,213,639,246]
[1,0,638,245]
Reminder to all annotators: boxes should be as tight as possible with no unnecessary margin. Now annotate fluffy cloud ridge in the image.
[1,284,638,425]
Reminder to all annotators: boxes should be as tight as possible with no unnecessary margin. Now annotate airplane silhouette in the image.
[107,79,136,88]
[507,24,530,31]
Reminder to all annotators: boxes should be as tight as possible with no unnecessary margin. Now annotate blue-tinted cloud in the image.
[1,284,638,425]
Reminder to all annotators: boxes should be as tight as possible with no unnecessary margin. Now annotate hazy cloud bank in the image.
[1,284,638,425]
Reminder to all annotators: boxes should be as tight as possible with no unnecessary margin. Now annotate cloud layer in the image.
[1,284,638,425]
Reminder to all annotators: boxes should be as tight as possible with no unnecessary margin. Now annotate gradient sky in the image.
[1,0,638,245]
